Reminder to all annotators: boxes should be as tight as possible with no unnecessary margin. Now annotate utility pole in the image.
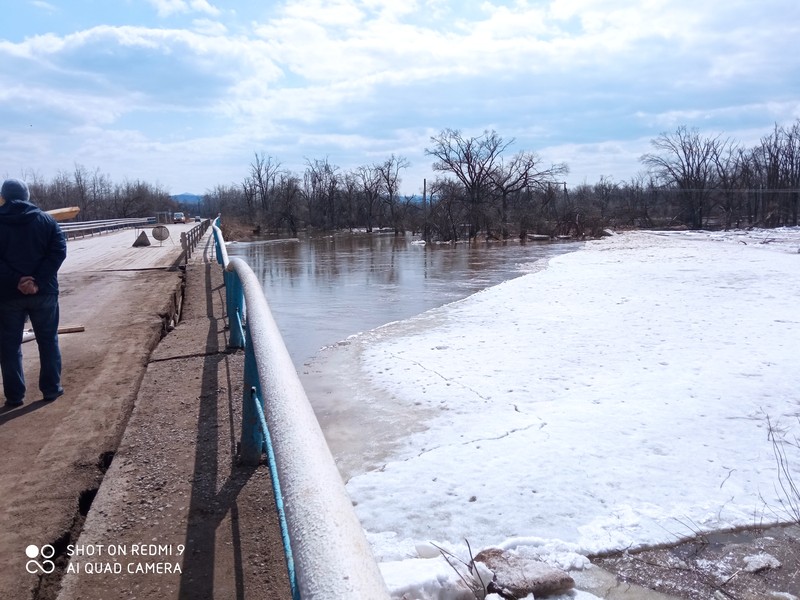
[422,178,429,243]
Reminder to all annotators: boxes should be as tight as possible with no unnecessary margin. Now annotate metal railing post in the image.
[226,271,245,349]
[214,217,245,349]
[240,342,264,465]
[214,236,224,266]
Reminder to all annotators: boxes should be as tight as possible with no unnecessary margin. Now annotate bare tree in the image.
[303,157,339,229]
[784,121,800,226]
[619,174,659,228]
[248,153,281,222]
[357,164,382,232]
[241,178,256,216]
[712,142,745,229]
[273,172,302,235]
[340,171,361,231]
[72,163,89,216]
[426,129,511,240]
[427,178,464,241]
[110,179,167,217]
[39,170,73,211]
[751,121,800,226]
[87,167,112,220]
[375,154,410,235]
[641,126,729,229]
[203,184,246,219]
[490,151,568,238]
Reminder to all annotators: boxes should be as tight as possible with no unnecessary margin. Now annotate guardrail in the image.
[211,218,390,600]
[181,219,210,261]
[59,217,155,239]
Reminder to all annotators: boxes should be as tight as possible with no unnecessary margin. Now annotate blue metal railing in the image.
[211,218,390,600]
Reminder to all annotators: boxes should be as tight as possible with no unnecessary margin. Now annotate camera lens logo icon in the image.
[25,544,56,574]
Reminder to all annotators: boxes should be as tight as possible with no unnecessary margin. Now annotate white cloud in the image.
[281,0,367,26]
[635,101,800,131]
[188,0,221,16]
[146,0,221,18]
[191,18,228,36]
[2,0,799,195]
[247,0,772,101]
[146,0,187,18]
[30,0,58,13]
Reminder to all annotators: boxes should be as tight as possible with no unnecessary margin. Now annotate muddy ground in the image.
[590,524,800,599]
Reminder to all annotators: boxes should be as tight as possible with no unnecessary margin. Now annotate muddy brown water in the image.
[228,230,580,365]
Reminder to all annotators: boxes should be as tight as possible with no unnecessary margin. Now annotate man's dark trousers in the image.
[0,293,62,403]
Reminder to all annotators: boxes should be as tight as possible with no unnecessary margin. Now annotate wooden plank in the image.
[46,206,81,221]
[22,325,86,343]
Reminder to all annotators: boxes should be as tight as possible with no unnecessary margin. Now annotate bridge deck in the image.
[61,223,190,273]
[0,225,289,599]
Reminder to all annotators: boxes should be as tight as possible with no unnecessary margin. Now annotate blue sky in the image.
[1,0,798,196]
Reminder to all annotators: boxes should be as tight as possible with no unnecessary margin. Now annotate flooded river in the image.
[228,231,580,366]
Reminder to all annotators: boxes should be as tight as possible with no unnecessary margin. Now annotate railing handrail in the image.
[60,217,154,239]
[211,218,390,600]
[181,219,210,261]
[59,217,152,228]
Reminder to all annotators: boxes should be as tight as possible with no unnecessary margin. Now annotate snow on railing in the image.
[211,217,389,600]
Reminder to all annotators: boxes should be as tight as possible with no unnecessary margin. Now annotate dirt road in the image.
[0,227,289,600]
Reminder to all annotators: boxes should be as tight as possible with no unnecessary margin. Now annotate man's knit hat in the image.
[1,179,30,202]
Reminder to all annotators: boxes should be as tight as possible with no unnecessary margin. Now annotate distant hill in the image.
[171,193,202,204]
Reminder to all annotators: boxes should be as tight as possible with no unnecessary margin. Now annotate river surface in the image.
[228,231,581,366]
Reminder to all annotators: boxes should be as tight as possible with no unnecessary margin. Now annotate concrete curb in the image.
[55,242,290,599]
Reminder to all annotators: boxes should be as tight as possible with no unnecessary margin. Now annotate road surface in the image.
[0,223,289,600]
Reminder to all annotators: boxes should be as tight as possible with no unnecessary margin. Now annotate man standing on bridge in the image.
[0,179,67,408]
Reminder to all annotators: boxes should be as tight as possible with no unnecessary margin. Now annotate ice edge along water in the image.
[313,228,800,600]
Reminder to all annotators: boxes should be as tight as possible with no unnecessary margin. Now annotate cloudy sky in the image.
[1,0,798,196]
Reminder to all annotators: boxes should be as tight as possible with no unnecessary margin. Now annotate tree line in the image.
[642,122,800,230]
[10,121,800,240]
[200,130,572,241]
[12,165,175,221]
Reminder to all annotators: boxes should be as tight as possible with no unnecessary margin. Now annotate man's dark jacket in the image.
[0,199,67,300]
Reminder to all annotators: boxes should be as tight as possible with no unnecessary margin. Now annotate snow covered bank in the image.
[311,229,800,599]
